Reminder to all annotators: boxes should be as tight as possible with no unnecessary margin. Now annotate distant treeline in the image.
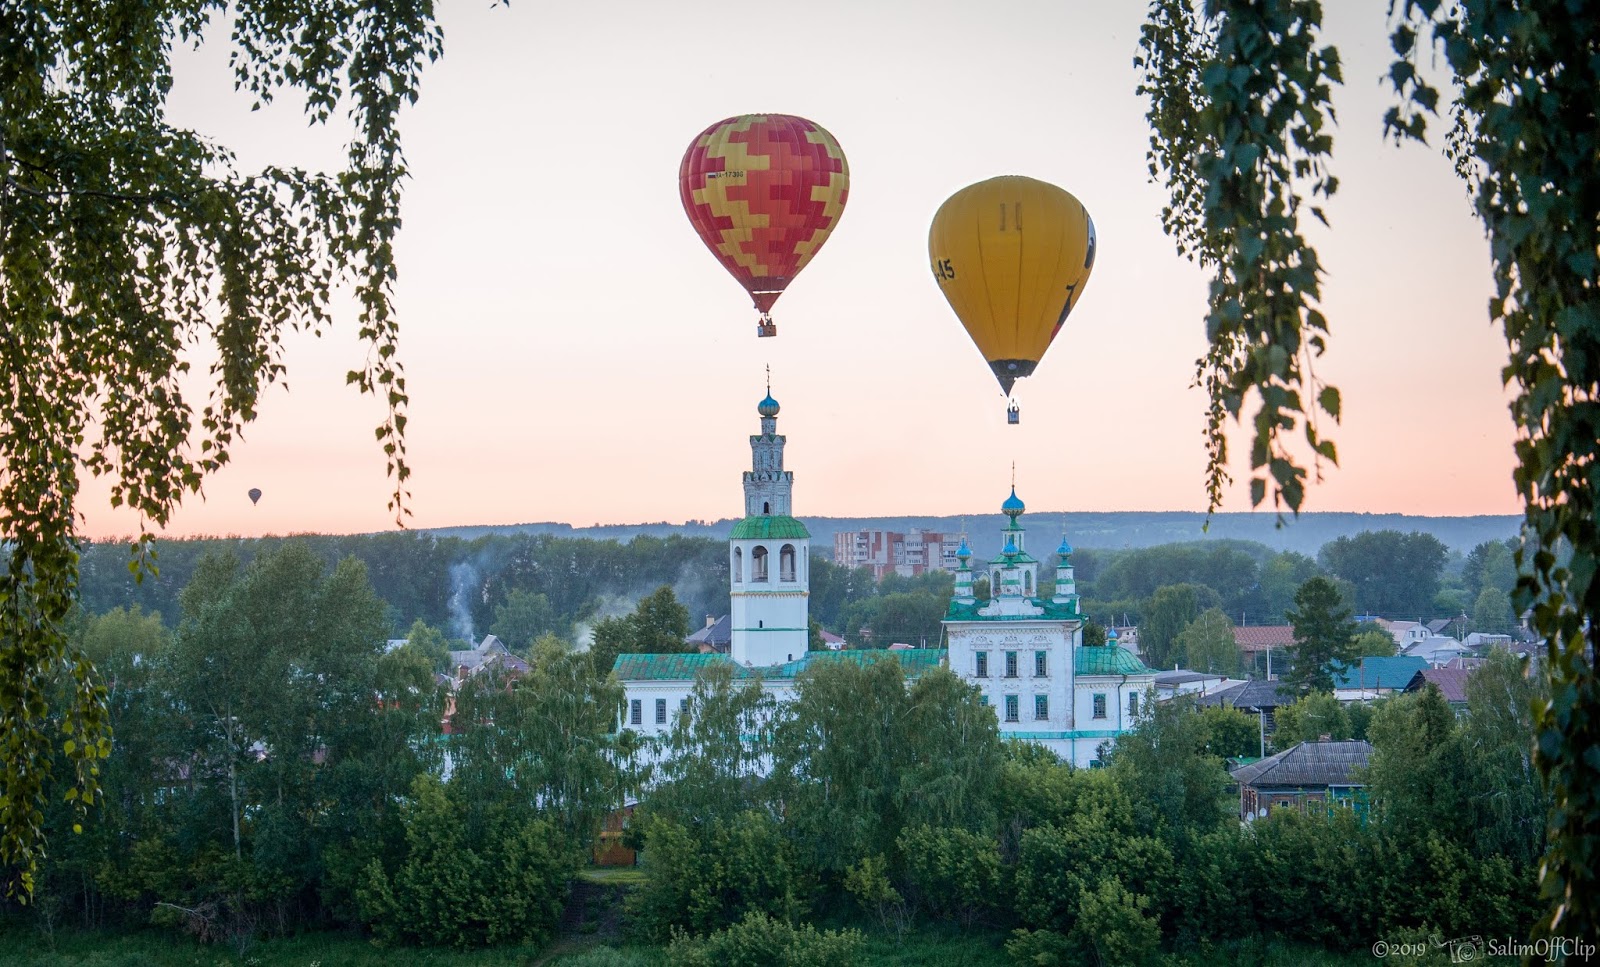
[77,525,1521,653]
[426,510,1519,558]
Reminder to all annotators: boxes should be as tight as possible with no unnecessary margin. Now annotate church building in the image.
[610,388,1153,768]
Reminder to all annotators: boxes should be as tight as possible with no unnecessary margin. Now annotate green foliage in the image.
[1089,542,1269,617]
[0,0,442,891]
[1349,630,1395,659]
[1144,0,1597,935]
[1141,583,1222,670]
[646,662,777,828]
[772,659,1000,875]
[490,589,564,653]
[1459,650,1548,868]
[842,854,905,934]
[1318,531,1449,618]
[898,825,1003,928]
[450,638,638,852]
[626,813,808,942]
[1109,696,1231,835]
[1271,692,1350,747]
[1075,877,1161,967]
[1136,0,1342,516]
[1365,686,1465,833]
[400,618,453,673]
[1080,620,1107,647]
[1284,577,1357,693]
[1013,770,1174,938]
[588,586,692,677]
[1196,705,1259,760]
[1471,587,1513,636]
[665,911,864,967]
[1176,607,1241,676]
[357,775,569,948]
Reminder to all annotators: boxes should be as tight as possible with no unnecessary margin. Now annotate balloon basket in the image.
[757,316,776,338]
[1007,403,1020,425]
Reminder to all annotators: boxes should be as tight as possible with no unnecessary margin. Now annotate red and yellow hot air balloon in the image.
[679,114,850,337]
[929,175,1097,423]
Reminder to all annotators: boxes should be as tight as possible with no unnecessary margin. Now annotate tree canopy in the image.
[0,0,440,894]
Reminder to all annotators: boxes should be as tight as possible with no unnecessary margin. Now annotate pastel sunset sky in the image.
[79,0,1518,540]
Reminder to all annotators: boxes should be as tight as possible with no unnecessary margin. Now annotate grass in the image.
[575,868,649,887]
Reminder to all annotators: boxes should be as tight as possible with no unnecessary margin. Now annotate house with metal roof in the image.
[1231,739,1373,821]
[610,386,1153,769]
[1333,655,1430,701]
[1403,667,1472,708]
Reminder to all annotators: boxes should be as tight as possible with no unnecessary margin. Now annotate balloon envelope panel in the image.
[680,114,850,314]
[928,175,1096,391]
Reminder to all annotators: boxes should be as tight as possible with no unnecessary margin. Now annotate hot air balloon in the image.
[680,114,850,337]
[248,488,262,506]
[928,175,1097,422]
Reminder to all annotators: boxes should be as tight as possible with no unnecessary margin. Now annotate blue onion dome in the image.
[1003,537,1018,557]
[758,393,780,417]
[1057,536,1073,557]
[1001,487,1025,518]
[957,539,972,563]
[1107,627,1120,641]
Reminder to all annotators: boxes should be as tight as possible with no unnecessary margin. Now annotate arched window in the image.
[732,546,743,583]
[752,546,769,582]
[779,544,796,582]
[1023,571,1033,596]
[762,500,771,514]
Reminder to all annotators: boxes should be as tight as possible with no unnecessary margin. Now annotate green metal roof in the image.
[729,515,811,540]
[944,598,1082,622]
[1074,645,1153,676]
[612,648,946,682]
[1332,656,1430,691]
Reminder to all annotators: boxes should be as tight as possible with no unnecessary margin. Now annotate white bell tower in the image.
[727,381,810,667]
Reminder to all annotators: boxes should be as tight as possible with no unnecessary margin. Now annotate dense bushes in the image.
[666,911,864,967]
[357,775,571,948]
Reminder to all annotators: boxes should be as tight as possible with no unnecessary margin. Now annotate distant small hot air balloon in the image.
[679,114,850,337]
[928,175,1097,422]
[248,488,262,506]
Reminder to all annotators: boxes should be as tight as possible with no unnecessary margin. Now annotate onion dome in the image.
[1057,536,1073,557]
[1107,627,1120,641]
[758,393,780,417]
[1003,537,1019,558]
[1001,487,1025,519]
[957,539,972,564]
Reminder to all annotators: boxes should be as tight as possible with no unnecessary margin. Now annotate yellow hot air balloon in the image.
[928,175,1097,421]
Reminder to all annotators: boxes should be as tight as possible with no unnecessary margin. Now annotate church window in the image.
[733,547,743,583]
[680,698,689,718]
[1092,694,1107,719]
[763,500,771,514]
[1035,694,1049,720]
[979,694,988,707]
[1034,651,1047,676]
[1004,694,1019,722]
[1129,692,1140,716]
[752,546,769,581]
[629,699,642,726]
[1024,571,1033,595]
[780,544,796,582]
[1005,651,1018,678]
[975,652,989,678]
[655,698,667,724]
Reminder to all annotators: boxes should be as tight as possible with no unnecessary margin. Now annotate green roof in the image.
[1332,656,1430,691]
[1075,645,1153,676]
[613,648,945,682]
[945,598,1082,621]
[729,515,811,540]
